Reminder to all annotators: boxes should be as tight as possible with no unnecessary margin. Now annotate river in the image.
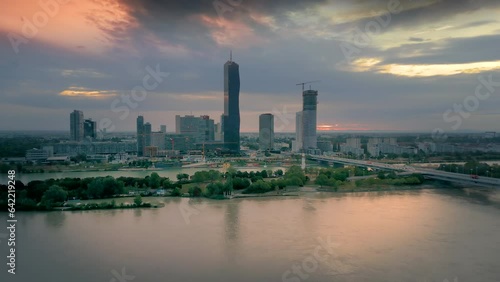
[1,188,499,282]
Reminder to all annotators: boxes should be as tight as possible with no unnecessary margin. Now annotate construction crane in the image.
[296,80,320,91]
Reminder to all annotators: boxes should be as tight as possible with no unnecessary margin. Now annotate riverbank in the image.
[9,181,481,213]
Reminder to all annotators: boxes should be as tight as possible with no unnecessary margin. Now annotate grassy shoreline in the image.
[9,182,474,212]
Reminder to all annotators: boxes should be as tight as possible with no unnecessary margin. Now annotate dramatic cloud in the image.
[1,0,500,132]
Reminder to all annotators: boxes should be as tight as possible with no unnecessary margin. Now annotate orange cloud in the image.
[317,123,372,131]
[59,86,118,98]
[1,0,137,54]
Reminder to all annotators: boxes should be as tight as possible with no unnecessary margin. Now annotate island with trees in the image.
[0,165,440,211]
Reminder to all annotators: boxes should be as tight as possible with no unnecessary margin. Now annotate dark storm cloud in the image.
[109,0,329,52]
[2,0,500,131]
[119,0,328,18]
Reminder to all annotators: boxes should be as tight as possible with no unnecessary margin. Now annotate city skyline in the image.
[1,0,500,133]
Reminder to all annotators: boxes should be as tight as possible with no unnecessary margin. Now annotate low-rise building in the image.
[26,148,50,161]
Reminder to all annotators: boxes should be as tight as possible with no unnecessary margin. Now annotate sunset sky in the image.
[1,0,499,133]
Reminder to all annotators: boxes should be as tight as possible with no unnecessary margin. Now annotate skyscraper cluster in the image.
[133,54,244,157]
[136,115,168,157]
[70,110,96,142]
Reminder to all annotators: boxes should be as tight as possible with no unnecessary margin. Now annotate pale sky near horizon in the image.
[1,0,500,133]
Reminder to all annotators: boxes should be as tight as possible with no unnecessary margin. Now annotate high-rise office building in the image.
[222,52,240,152]
[302,90,318,151]
[83,119,97,140]
[136,116,144,156]
[294,89,319,152]
[70,110,84,142]
[144,122,152,147]
[259,113,274,151]
[160,125,167,133]
[151,132,166,150]
[176,115,215,142]
[200,115,215,142]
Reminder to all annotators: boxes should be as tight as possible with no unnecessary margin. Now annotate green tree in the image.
[87,178,103,199]
[192,171,209,183]
[233,177,251,190]
[377,171,386,180]
[134,195,143,206]
[87,177,124,199]
[284,166,306,184]
[177,173,189,181]
[162,178,174,189]
[41,185,68,208]
[223,177,233,195]
[243,180,272,194]
[315,174,329,187]
[205,182,224,197]
[276,179,286,189]
[149,172,161,188]
[171,188,182,197]
[188,186,202,197]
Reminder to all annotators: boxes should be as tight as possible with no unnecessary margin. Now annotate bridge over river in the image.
[309,155,500,188]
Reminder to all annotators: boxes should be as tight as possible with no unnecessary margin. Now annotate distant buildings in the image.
[70,110,84,142]
[26,146,54,161]
[52,141,137,156]
[294,89,319,153]
[151,132,167,150]
[165,134,196,152]
[175,115,215,143]
[259,113,274,151]
[340,138,364,156]
[484,132,497,138]
[317,141,333,153]
[367,138,415,157]
[83,119,97,140]
[160,125,167,133]
[222,52,241,153]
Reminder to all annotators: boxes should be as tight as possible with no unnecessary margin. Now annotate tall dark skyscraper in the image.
[223,52,240,152]
[136,116,144,156]
[70,110,84,142]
